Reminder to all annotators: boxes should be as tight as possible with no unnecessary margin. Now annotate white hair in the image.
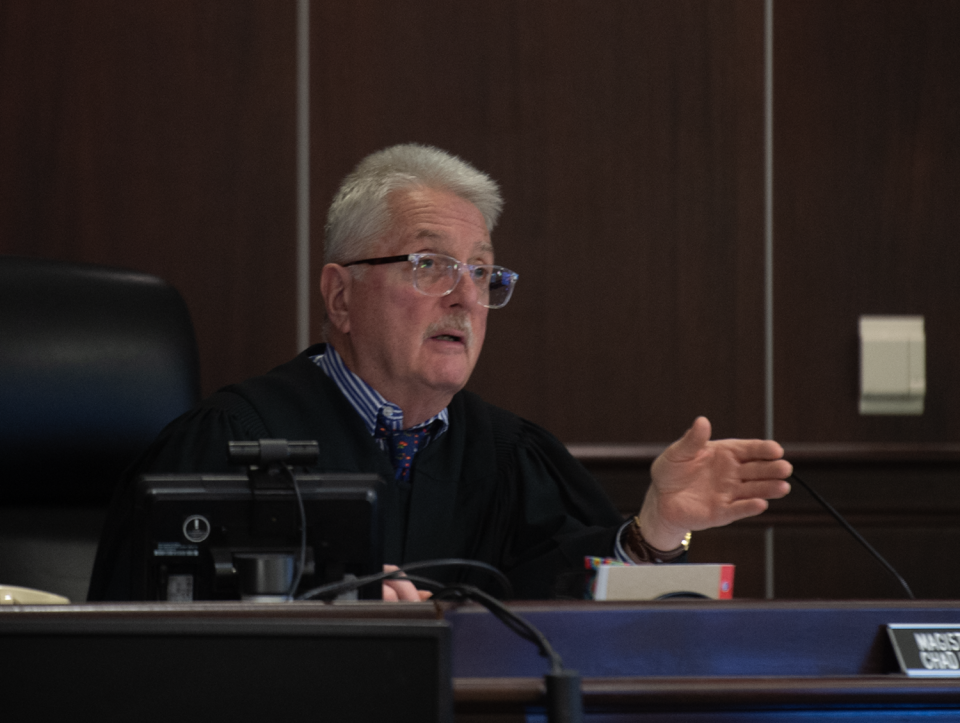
[324,144,503,264]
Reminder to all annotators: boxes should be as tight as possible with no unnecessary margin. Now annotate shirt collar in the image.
[310,344,449,438]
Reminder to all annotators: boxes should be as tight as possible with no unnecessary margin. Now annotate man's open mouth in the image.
[424,315,473,347]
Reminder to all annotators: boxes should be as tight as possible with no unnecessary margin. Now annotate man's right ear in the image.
[320,263,353,334]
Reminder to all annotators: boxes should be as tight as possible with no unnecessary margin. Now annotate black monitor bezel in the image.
[132,472,385,601]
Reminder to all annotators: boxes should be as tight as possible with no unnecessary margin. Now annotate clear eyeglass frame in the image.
[342,252,519,309]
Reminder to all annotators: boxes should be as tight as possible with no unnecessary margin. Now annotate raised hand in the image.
[636,417,792,551]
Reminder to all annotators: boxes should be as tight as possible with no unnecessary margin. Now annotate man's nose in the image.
[445,266,481,306]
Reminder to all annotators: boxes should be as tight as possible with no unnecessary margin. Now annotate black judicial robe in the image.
[88,344,624,600]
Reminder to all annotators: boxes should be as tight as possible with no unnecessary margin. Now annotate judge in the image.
[89,144,792,601]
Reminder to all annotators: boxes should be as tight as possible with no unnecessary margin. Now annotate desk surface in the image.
[5,599,960,720]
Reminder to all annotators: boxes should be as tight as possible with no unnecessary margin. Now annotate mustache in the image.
[423,314,474,347]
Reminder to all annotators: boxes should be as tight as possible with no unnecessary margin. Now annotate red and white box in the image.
[592,563,735,601]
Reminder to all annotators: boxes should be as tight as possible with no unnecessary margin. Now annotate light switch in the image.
[859,315,925,415]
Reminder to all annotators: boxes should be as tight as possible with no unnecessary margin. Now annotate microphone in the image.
[790,472,915,599]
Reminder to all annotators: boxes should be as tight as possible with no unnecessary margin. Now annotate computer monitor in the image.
[131,472,384,601]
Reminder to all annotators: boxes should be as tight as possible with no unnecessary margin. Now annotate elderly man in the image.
[89,144,791,601]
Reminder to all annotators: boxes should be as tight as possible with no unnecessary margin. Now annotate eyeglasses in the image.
[342,253,519,309]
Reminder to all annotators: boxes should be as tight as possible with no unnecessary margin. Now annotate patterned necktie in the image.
[375,419,429,483]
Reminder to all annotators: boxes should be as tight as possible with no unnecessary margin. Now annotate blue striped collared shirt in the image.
[310,344,448,449]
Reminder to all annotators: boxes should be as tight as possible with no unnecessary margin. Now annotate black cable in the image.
[430,581,563,671]
[295,565,393,601]
[297,565,582,721]
[424,579,582,722]
[397,575,542,653]
[296,558,513,601]
[299,567,552,661]
[396,558,513,599]
[280,463,307,601]
[790,472,915,599]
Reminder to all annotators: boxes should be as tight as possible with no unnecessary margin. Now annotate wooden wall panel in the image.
[0,0,298,396]
[774,0,960,443]
[584,453,960,600]
[311,0,767,444]
[7,0,958,602]
[767,460,960,600]
[5,0,957,447]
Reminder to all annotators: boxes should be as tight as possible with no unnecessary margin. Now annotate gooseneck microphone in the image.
[790,472,915,599]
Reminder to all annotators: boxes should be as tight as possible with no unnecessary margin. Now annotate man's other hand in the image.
[637,416,792,551]
[382,564,433,601]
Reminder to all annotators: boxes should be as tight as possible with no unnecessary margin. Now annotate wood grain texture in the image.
[6,1,959,604]
[311,0,767,443]
[774,0,960,443]
[0,0,298,395]
[581,452,960,600]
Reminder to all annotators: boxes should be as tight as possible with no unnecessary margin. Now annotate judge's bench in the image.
[4,598,960,722]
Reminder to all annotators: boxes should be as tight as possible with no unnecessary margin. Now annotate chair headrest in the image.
[0,257,201,503]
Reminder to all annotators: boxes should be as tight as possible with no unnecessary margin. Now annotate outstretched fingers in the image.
[724,438,787,463]
[736,457,793,481]
[719,497,773,524]
[727,477,792,502]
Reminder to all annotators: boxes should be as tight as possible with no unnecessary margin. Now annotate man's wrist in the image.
[621,515,691,563]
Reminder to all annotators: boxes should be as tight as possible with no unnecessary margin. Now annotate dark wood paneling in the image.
[0,0,298,395]
[6,1,958,444]
[456,676,960,720]
[311,0,767,443]
[582,451,960,600]
[774,0,960,443]
[768,458,960,599]
[688,524,768,599]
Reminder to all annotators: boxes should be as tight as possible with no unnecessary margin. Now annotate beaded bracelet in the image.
[622,516,691,564]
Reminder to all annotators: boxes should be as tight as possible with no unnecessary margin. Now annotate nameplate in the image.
[887,624,960,676]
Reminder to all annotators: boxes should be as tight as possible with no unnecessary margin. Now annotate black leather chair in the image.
[0,256,200,601]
